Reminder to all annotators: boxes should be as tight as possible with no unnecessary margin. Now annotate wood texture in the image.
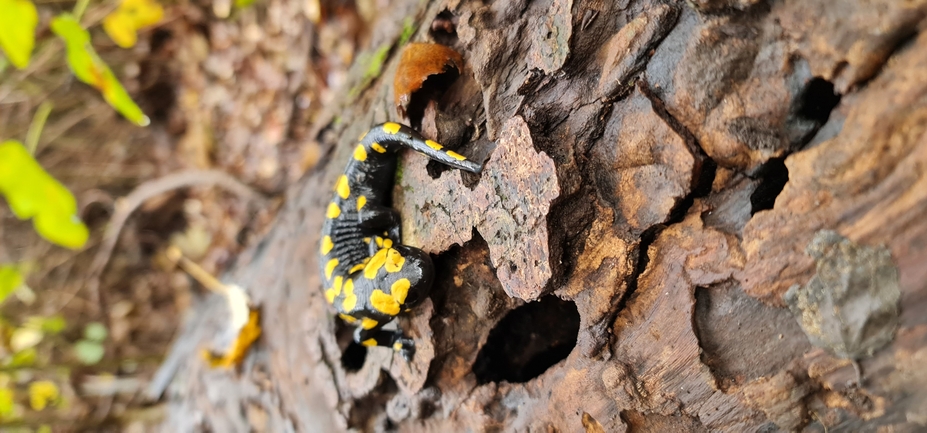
[160,0,927,431]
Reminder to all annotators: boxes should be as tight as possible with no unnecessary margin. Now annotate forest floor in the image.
[0,0,358,430]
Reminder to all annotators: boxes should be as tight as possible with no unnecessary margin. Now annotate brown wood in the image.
[160,0,927,431]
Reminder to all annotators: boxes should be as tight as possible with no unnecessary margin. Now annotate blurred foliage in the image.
[51,15,151,126]
[0,140,89,250]
[103,0,164,48]
[0,266,23,305]
[74,322,107,365]
[28,380,60,411]
[0,0,38,69]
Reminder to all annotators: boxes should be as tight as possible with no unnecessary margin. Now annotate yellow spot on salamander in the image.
[391,278,410,304]
[349,262,365,274]
[385,249,405,273]
[324,258,339,279]
[354,145,367,161]
[357,196,367,210]
[446,150,467,161]
[375,237,383,247]
[425,140,443,150]
[320,236,334,254]
[393,342,403,351]
[364,249,389,279]
[370,289,400,316]
[361,317,378,329]
[339,313,358,323]
[371,142,387,153]
[327,202,341,219]
[383,122,401,134]
[325,276,342,303]
[362,338,378,347]
[342,279,356,311]
[382,238,393,249]
[335,175,350,199]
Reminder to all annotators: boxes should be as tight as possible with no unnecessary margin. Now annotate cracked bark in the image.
[161,0,927,431]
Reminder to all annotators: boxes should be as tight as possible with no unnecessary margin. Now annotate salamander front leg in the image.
[353,325,415,361]
[357,204,402,243]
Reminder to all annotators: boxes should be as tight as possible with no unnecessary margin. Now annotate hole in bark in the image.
[795,77,841,125]
[341,341,367,371]
[405,68,461,131]
[750,157,788,214]
[472,296,579,384]
[429,9,458,44]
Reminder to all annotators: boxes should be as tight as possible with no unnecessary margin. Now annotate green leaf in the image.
[0,387,13,418]
[83,322,107,342]
[50,14,150,126]
[9,347,36,367]
[0,266,22,305]
[0,140,89,249]
[0,0,38,69]
[40,316,66,334]
[74,340,105,365]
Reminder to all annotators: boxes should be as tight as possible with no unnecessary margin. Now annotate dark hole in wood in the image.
[341,341,367,371]
[796,77,841,125]
[406,68,460,131]
[429,9,458,44]
[473,296,579,384]
[750,157,788,214]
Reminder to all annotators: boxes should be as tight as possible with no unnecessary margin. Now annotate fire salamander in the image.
[320,122,482,360]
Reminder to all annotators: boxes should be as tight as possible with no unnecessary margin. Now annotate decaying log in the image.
[159,0,927,431]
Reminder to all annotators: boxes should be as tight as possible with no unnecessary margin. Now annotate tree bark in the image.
[158,0,927,431]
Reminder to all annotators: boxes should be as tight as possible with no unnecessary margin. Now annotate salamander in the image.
[320,122,482,360]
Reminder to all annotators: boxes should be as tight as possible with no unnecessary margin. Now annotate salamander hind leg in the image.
[354,326,416,361]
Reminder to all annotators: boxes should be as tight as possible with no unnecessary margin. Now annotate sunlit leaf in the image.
[10,327,42,352]
[50,14,150,126]
[27,380,59,411]
[0,266,22,305]
[74,340,105,365]
[0,0,38,69]
[0,387,13,419]
[103,0,163,48]
[83,322,107,342]
[0,140,89,249]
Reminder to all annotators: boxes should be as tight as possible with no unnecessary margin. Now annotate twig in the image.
[73,0,91,21]
[25,101,53,154]
[84,169,268,313]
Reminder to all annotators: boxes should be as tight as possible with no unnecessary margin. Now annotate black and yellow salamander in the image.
[320,122,482,360]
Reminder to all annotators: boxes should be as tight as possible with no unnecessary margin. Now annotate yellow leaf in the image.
[0,0,38,69]
[103,0,164,48]
[28,380,59,411]
[50,14,150,126]
[204,308,261,368]
[0,140,89,249]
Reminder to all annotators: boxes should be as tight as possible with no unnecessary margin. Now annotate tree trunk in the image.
[157,0,927,431]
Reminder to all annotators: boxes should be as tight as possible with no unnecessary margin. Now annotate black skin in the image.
[319,122,482,360]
